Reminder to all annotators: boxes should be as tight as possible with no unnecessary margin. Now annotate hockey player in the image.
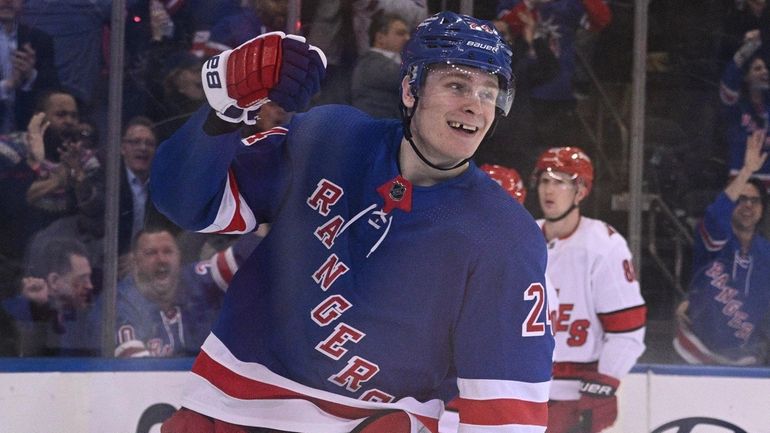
[152,11,554,433]
[674,129,770,365]
[532,147,646,433]
[439,164,559,433]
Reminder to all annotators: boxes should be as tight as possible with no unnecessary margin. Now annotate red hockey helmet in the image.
[480,163,527,204]
[532,146,594,194]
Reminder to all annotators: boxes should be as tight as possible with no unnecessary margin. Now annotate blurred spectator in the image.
[498,0,611,149]
[350,11,409,119]
[305,0,357,105]
[0,88,97,271]
[24,116,171,285]
[114,228,261,357]
[674,130,770,366]
[21,0,128,107]
[1,238,100,356]
[119,116,169,254]
[474,14,560,184]
[0,0,60,133]
[26,90,99,240]
[719,29,770,191]
[148,52,205,141]
[207,0,288,51]
[718,0,770,71]
[351,0,428,55]
[23,119,104,277]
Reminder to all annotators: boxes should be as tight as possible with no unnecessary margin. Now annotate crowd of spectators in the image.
[0,0,768,366]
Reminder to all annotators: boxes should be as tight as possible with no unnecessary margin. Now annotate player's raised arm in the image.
[150,33,326,232]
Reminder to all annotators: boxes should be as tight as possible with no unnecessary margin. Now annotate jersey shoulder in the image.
[467,169,546,255]
[286,104,402,163]
[576,216,630,251]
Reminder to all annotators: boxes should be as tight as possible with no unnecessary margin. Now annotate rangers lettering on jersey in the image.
[306,176,414,401]
[705,261,755,341]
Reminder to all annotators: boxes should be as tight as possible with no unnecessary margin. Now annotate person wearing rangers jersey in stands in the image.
[152,11,554,433]
[114,228,261,357]
[532,147,646,433]
[674,129,770,366]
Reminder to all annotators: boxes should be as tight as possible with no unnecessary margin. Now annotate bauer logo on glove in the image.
[579,381,616,397]
[202,31,328,125]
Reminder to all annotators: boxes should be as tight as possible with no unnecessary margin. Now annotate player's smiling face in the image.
[537,170,582,219]
[403,64,499,168]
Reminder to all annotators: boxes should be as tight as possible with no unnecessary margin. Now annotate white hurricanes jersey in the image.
[538,217,647,401]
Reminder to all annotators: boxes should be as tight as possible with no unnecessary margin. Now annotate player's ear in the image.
[575,183,588,204]
[401,76,415,109]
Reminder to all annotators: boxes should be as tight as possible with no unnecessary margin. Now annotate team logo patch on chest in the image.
[377,175,413,214]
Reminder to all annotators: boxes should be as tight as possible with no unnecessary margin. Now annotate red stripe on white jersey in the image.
[598,304,647,333]
[199,169,257,234]
[552,362,598,380]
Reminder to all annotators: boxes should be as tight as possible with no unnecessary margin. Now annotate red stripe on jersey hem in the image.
[552,361,598,380]
[215,250,234,283]
[219,169,247,233]
[674,326,716,364]
[454,397,547,426]
[191,351,438,432]
[598,304,647,333]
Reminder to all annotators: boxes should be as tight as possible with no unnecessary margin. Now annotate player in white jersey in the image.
[532,147,647,433]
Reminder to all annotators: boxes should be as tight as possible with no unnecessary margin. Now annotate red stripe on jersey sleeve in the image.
[219,169,247,233]
[215,250,234,284]
[698,221,727,252]
[598,305,647,333]
[454,397,547,427]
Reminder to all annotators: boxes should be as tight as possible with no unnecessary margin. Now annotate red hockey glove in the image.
[202,31,327,125]
[576,372,620,433]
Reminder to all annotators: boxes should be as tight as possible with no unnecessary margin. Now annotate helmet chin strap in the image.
[400,97,501,172]
[544,203,578,222]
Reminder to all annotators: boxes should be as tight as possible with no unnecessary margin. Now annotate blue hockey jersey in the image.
[151,104,554,433]
[675,192,770,365]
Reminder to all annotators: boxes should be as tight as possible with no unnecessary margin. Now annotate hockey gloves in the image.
[202,31,327,125]
[576,372,620,433]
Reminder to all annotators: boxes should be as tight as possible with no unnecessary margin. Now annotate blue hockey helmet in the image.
[400,11,514,116]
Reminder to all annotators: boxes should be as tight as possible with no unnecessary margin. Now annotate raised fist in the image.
[202,31,327,125]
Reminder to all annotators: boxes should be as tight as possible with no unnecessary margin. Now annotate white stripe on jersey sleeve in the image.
[456,378,550,403]
[198,171,257,234]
